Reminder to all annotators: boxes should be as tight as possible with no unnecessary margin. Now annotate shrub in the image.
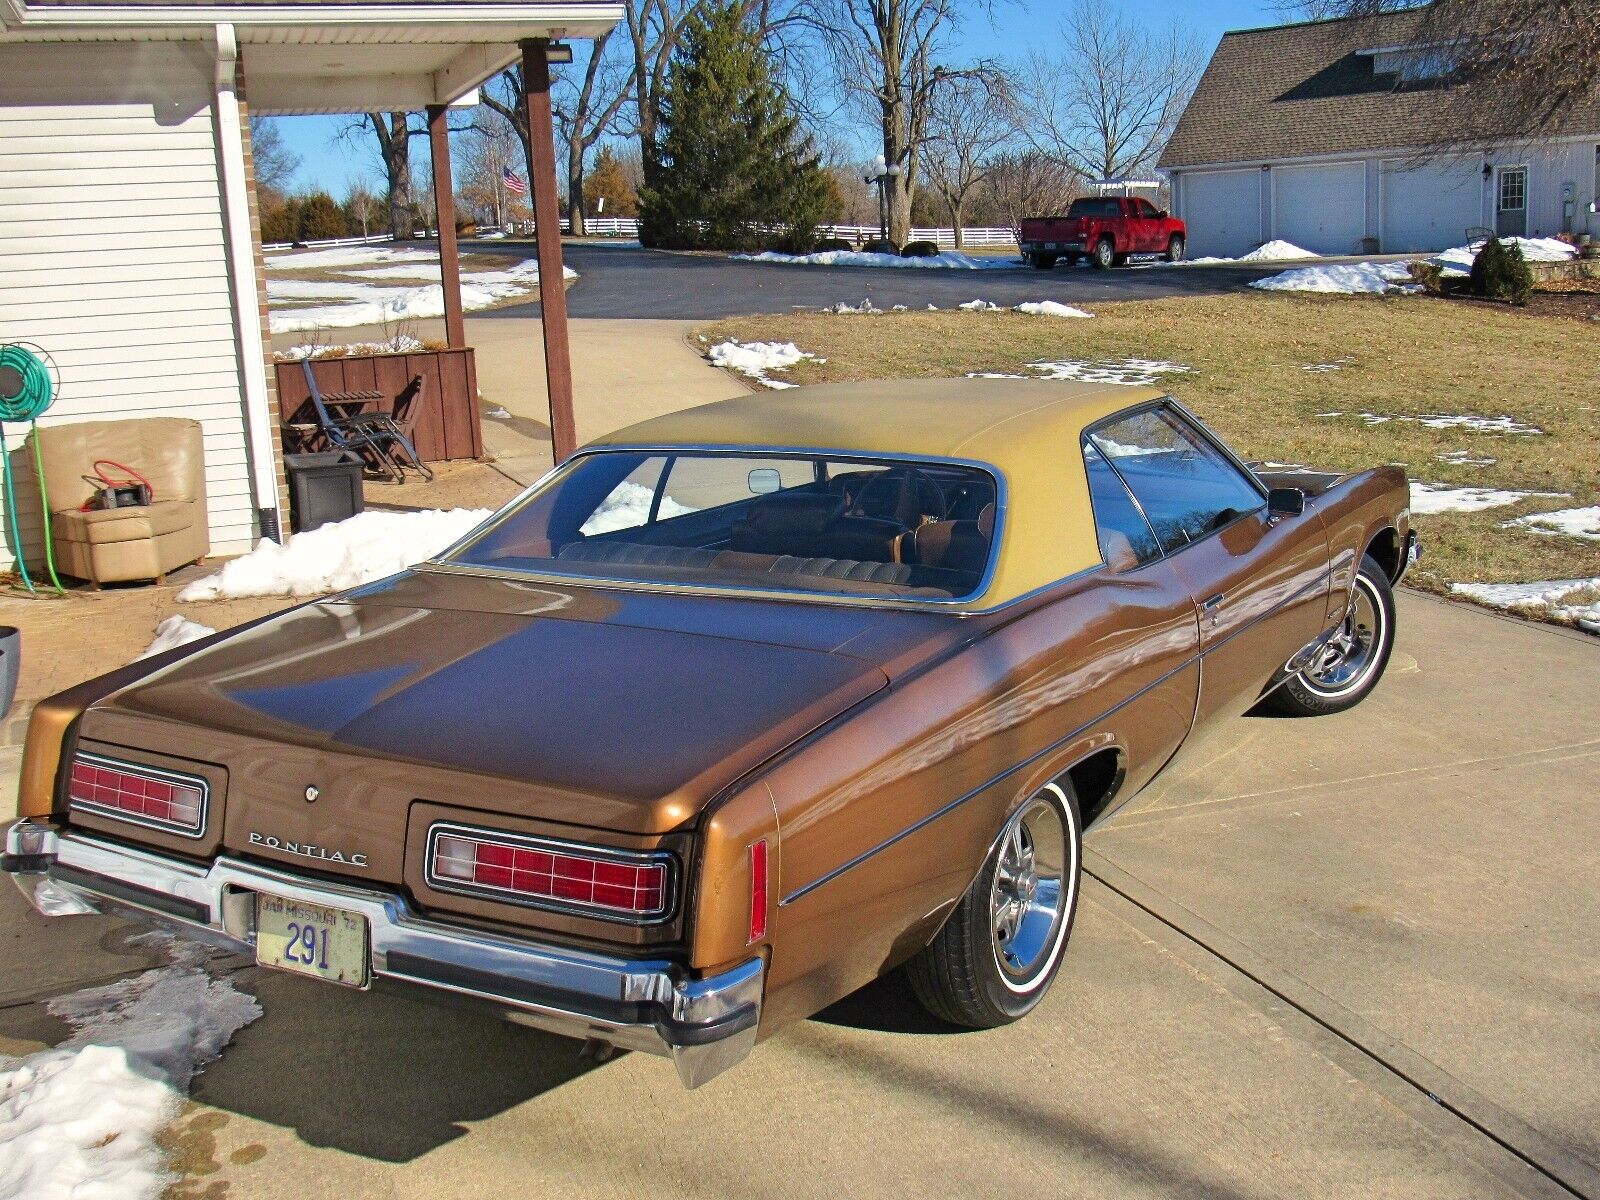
[901,240,940,258]
[1407,261,1445,295]
[1468,237,1533,306]
[817,237,854,252]
[455,219,478,237]
[863,238,899,255]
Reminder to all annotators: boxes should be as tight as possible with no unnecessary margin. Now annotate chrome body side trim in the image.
[1397,529,1422,584]
[4,822,761,1089]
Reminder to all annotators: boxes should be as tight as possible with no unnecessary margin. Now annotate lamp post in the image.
[863,154,903,247]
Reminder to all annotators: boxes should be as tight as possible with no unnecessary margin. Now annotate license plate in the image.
[254,893,369,988]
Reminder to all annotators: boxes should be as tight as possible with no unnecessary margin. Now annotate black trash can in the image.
[286,451,365,533]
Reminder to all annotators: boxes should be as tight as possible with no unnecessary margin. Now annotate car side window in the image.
[1134,199,1157,218]
[1082,442,1162,570]
[1088,407,1265,554]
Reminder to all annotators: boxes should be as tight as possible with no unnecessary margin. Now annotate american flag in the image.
[502,165,527,197]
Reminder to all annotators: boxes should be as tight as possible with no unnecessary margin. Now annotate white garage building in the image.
[1161,9,1600,259]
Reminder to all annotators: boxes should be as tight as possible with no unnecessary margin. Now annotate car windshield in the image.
[443,450,1001,601]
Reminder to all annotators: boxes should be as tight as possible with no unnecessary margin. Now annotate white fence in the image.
[261,231,394,253]
[265,220,1019,250]
[817,224,1018,249]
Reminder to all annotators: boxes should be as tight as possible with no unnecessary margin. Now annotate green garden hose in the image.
[0,343,65,594]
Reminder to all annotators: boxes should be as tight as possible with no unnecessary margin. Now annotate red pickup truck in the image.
[1020,197,1186,269]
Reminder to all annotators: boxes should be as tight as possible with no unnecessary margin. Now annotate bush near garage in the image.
[817,237,855,252]
[1469,237,1533,305]
[901,240,940,258]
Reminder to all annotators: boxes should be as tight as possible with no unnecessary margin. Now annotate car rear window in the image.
[1067,198,1123,217]
[443,450,1001,602]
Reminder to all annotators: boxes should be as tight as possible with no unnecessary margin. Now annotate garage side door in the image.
[1178,170,1262,259]
[1382,158,1482,253]
[0,43,259,570]
[1273,162,1366,255]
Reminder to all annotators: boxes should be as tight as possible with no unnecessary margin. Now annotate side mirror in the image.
[1267,487,1305,518]
[1158,209,1169,219]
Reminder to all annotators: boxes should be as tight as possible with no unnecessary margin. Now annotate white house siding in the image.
[1171,139,1600,257]
[0,41,259,572]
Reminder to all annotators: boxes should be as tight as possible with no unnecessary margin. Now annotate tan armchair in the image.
[28,418,210,587]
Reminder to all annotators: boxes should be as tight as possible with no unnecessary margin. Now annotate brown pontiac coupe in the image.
[5,381,1416,1086]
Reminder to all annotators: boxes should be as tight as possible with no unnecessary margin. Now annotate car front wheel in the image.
[1265,553,1396,716]
[905,781,1082,1027]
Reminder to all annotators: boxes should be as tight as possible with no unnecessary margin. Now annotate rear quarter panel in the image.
[1304,466,1410,622]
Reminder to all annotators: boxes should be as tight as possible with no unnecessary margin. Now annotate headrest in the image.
[741,492,845,537]
[977,503,995,538]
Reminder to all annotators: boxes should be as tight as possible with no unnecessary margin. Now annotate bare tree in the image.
[554,32,635,236]
[249,117,299,208]
[922,73,1013,246]
[1294,0,1600,141]
[981,150,1078,241]
[337,113,419,237]
[344,179,381,237]
[1017,0,1202,182]
[459,109,524,228]
[797,0,991,245]
[626,0,710,156]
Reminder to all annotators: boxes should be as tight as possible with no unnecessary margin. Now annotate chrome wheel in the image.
[1303,573,1386,698]
[989,785,1075,992]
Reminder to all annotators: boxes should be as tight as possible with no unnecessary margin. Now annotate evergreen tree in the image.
[584,145,640,218]
[639,2,829,252]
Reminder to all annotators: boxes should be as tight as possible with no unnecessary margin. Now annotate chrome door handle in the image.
[1202,593,1225,611]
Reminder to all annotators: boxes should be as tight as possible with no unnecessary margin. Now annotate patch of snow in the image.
[1409,482,1567,515]
[1451,577,1600,633]
[733,249,1021,270]
[268,259,576,333]
[1251,261,1417,295]
[1014,301,1093,318]
[1318,411,1543,436]
[707,339,819,389]
[485,406,512,419]
[1239,240,1318,262]
[1436,450,1497,466]
[958,299,1003,312]
[0,934,261,1200]
[264,245,437,271]
[140,615,216,659]
[580,481,697,536]
[1302,357,1355,373]
[974,358,1190,388]
[891,304,910,312]
[478,230,508,240]
[176,508,492,601]
[827,299,881,314]
[1432,236,1576,274]
[275,334,425,362]
[1502,505,1600,541]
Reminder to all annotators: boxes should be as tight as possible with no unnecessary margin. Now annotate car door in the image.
[1130,199,1162,253]
[1087,403,1329,728]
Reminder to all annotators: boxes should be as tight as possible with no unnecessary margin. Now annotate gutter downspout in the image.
[213,23,283,542]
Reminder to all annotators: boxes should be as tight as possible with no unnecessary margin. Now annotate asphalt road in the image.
[3,593,1597,1199]
[474,239,1301,319]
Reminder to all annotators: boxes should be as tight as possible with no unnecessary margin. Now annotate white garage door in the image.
[1273,162,1366,255]
[1382,158,1483,252]
[1179,170,1262,259]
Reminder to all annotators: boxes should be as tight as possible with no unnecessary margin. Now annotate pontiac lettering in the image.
[249,831,368,868]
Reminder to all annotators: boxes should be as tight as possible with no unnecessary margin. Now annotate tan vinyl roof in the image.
[1161,8,1600,169]
[589,378,1165,608]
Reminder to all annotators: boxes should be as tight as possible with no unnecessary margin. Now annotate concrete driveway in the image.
[470,240,1317,319]
[2,591,1594,1199]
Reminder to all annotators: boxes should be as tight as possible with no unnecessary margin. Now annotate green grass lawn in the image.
[697,292,1600,620]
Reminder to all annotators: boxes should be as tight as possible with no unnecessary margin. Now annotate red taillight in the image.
[748,839,769,944]
[428,825,672,921]
[67,753,207,837]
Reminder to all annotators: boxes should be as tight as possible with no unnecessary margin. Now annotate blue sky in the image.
[275,0,1287,195]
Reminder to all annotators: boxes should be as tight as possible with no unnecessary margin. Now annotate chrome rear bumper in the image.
[4,820,761,1088]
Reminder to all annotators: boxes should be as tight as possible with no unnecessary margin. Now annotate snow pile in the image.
[1409,482,1566,515]
[1503,505,1600,541]
[1452,578,1600,633]
[140,615,217,659]
[958,299,1003,312]
[580,482,696,536]
[0,935,262,1200]
[707,340,820,389]
[275,334,425,362]
[177,508,492,601]
[827,299,881,314]
[733,249,1020,270]
[1436,450,1497,466]
[1014,301,1093,318]
[1251,261,1416,294]
[1318,411,1543,436]
[269,259,577,333]
[1239,240,1318,262]
[1433,236,1575,273]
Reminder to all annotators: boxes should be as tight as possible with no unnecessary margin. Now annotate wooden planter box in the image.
[275,347,483,463]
